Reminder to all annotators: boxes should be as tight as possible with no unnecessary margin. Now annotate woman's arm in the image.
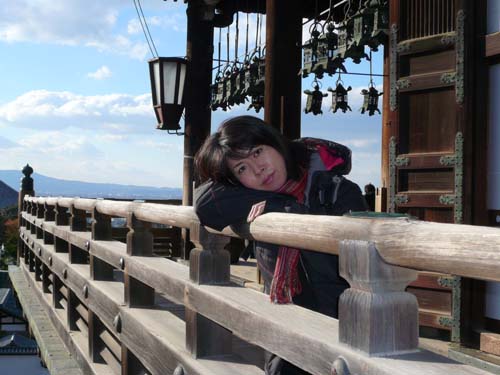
[194,181,305,231]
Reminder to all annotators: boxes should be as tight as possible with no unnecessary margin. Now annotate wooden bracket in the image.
[338,240,419,356]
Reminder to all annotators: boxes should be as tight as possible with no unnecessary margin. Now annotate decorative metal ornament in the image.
[455,10,465,104]
[328,81,352,113]
[304,83,328,115]
[360,86,383,115]
[389,24,398,111]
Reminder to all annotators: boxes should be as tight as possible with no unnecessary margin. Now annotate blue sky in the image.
[0,1,383,189]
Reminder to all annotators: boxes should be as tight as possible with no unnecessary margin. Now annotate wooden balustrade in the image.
[15,195,500,375]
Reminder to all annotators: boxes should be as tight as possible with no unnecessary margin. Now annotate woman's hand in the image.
[247,201,267,222]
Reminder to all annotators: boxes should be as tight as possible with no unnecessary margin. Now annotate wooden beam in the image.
[485,32,500,58]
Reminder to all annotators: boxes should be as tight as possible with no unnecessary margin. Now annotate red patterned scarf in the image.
[269,142,344,304]
[269,170,307,304]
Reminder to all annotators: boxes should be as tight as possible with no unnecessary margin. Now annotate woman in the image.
[195,115,367,309]
[194,115,367,373]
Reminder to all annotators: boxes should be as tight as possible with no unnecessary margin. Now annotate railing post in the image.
[70,203,87,232]
[186,222,232,358]
[55,203,70,226]
[55,202,70,254]
[35,202,44,239]
[18,166,34,265]
[122,212,154,375]
[338,240,419,356]
[124,213,154,306]
[92,205,112,241]
[43,202,55,245]
[90,205,114,281]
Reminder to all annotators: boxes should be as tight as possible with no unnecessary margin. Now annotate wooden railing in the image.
[16,195,500,375]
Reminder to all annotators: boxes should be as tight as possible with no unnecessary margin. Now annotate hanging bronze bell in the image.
[360,86,383,115]
[304,85,328,115]
[328,83,352,113]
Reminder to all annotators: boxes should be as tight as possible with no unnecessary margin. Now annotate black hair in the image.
[194,116,310,185]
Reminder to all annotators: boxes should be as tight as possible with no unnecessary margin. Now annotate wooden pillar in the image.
[186,223,232,358]
[181,0,214,259]
[338,239,419,356]
[264,0,302,139]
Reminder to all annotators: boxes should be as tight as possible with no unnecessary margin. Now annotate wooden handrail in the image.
[18,219,488,375]
[25,196,500,282]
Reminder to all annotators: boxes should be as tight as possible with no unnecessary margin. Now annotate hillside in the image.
[0,170,182,200]
[0,180,17,208]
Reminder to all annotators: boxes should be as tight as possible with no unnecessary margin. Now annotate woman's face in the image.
[227,145,287,191]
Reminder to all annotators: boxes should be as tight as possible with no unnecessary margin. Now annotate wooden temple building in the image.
[7,0,500,374]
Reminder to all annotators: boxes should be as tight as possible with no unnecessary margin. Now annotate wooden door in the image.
[384,0,483,343]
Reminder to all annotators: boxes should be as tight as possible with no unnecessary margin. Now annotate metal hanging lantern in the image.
[148,57,187,132]
[231,62,247,105]
[352,7,374,48]
[336,22,350,60]
[311,34,329,79]
[367,0,389,50]
[210,78,219,110]
[302,23,322,78]
[304,82,328,115]
[328,78,352,113]
[222,65,233,108]
[243,52,260,97]
[247,49,266,113]
[325,22,347,75]
[360,86,383,115]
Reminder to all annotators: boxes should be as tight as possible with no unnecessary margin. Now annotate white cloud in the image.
[17,131,103,158]
[87,66,112,80]
[0,90,155,132]
[0,0,150,60]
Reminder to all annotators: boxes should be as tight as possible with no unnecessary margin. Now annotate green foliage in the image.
[0,204,18,270]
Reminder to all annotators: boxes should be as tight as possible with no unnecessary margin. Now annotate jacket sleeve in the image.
[194,181,306,231]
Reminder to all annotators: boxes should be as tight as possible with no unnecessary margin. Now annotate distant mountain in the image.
[0,170,182,200]
[0,181,17,208]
